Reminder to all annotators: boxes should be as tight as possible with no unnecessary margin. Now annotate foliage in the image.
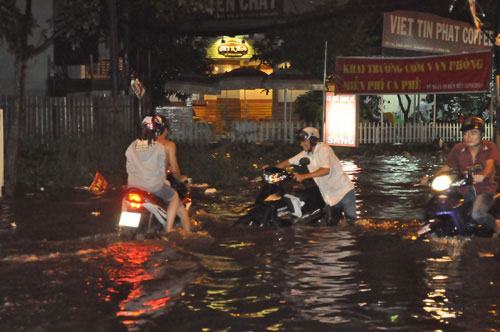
[16,136,445,193]
[360,95,382,122]
[253,0,443,76]
[17,132,134,191]
[295,91,323,123]
[116,0,212,105]
[0,0,211,195]
[436,93,492,122]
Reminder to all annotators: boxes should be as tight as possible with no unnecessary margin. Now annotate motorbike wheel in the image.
[119,227,137,241]
[428,215,459,237]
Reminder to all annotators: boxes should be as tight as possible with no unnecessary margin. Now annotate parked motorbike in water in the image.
[118,173,191,240]
[235,158,340,227]
[417,173,499,238]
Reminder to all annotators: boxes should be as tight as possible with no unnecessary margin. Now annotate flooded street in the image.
[0,154,498,331]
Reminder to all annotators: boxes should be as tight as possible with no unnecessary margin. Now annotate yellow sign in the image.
[207,36,255,59]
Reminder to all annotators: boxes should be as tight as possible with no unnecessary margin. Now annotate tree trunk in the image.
[397,94,412,123]
[4,0,30,196]
[5,57,27,196]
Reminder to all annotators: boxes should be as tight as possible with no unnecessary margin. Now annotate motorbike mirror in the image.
[299,157,310,166]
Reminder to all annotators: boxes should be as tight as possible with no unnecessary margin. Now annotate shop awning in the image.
[163,74,220,95]
[217,67,268,90]
[264,68,323,90]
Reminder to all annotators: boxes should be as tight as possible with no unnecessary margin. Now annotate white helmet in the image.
[296,127,320,144]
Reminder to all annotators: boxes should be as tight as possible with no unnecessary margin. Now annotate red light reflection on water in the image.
[102,242,172,326]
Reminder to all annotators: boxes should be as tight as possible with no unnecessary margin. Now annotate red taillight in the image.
[127,193,143,209]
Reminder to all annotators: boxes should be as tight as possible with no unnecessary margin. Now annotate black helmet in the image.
[461,116,484,133]
[296,127,320,146]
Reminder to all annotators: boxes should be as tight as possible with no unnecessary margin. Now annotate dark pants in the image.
[464,188,495,231]
[324,189,357,225]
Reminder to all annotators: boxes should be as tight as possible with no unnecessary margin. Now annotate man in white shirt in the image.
[274,127,357,225]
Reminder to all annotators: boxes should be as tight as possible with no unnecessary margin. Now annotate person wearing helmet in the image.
[424,116,499,233]
[125,114,181,233]
[156,115,191,232]
[274,127,357,225]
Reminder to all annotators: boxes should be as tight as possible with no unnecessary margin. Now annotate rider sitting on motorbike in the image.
[156,115,191,232]
[274,127,358,225]
[125,115,186,233]
[422,116,499,234]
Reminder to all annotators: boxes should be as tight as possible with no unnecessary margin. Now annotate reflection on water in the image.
[102,242,197,331]
[284,230,359,324]
[355,155,429,220]
[1,153,498,331]
[423,255,461,323]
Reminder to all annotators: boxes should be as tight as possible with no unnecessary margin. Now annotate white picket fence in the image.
[359,121,494,144]
[85,119,492,145]
[230,121,322,143]
[227,120,495,144]
[168,121,214,145]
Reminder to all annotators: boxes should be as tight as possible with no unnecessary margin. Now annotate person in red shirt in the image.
[425,116,499,233]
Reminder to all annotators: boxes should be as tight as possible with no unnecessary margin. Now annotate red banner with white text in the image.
[335,51,492,94]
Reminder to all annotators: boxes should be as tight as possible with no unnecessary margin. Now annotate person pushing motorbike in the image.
[422,116,499,234]
[274,127,357,225]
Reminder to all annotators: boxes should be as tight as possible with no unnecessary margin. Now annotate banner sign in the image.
[335,51,492,94]
[209,0,283,19]
[324,93,358,147]
[382,11,494,54]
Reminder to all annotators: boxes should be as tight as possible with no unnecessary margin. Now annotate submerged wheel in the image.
[119,227,137,241]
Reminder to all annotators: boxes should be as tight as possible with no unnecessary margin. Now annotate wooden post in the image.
[108,0,119,96]
[0,108,3,197]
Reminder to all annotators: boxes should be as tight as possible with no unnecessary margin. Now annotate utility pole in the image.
[495,34,499,148]
[322,40,328,128]
[108,0,119,96]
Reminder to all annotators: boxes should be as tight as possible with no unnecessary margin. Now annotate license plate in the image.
[119,211,141,228]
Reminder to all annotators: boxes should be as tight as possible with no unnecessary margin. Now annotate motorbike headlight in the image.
[431,175,452,191]
[264,173,282,184]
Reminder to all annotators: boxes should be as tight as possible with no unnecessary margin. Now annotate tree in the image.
[295,91,323,123]
[0,0,101,196]
[396,95,412,123]
[114,0,211,105]
[360,95,383,122]
[0,0,210,195]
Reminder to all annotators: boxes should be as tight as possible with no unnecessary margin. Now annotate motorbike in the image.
[235,157,340,227]
[417,173,499,238]
[118,173,191,240]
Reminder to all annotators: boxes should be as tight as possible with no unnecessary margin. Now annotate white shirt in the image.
[289,142,354,206]
[126,140,166,193]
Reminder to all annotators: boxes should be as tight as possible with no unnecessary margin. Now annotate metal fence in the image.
[1,95,494,145]
[0,95,148,140]
[229,120,495,144]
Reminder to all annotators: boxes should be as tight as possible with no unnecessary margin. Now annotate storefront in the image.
[164,35,321,132]
[197,35,273,126]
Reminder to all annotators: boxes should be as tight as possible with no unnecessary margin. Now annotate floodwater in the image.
[0,153,498,331]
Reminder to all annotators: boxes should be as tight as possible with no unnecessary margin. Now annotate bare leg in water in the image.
[177,204,191,232]
[165,192,180,232]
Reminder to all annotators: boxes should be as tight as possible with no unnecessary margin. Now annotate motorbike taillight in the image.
[126,193,144,209]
